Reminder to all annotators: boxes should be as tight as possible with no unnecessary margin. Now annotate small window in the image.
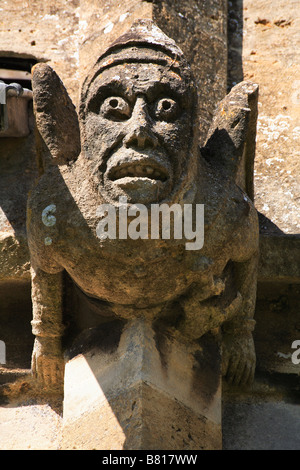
[0,57,35,137]
[0,57,37,90]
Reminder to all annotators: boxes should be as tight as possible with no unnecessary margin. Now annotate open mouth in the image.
[108,162,169,182]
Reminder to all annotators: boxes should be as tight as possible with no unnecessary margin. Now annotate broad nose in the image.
[124,97,158,149]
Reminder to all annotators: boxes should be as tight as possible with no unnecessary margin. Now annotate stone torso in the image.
[28,155,257,315]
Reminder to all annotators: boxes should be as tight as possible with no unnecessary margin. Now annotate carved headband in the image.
[80,19,197,116]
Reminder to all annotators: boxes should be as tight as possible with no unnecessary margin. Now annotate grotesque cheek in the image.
[84,115,125,160]
[154,120,191,154]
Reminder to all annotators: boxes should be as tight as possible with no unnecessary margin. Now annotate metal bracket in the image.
[0,81,33,137]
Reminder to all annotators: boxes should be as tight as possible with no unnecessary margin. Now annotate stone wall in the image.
[0,0,299,450]
[229,0,300,234]
[224,0,300,450]
[0,0,80,102]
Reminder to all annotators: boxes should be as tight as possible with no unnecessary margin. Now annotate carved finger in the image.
[241,362,254,386]
[53,359,63,384]
[240,363,251,386]
[43,358,64,388]
[31,352,37,377]
[38,359,46,384]
[49,362,57,386]
[247,364,255,385]
[56,363,65,386]
[43,360,56,387]
[225,355,240,384]
[232,359,247,386]
[43,367,51,387]
[222,350,230,376]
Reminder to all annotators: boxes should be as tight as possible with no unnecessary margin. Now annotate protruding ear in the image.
[201,81,258,201]
[32,63,80,166]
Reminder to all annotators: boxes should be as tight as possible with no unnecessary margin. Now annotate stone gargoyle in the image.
[27,20,259,389]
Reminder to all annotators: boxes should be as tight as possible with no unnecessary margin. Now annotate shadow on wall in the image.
[0,99,37,373]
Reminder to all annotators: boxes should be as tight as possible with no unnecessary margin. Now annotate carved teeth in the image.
[136,165,143,175]
[111,164,167,181]
[146,166,154,175]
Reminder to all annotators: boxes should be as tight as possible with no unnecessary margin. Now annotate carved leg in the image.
[30,266,65,389]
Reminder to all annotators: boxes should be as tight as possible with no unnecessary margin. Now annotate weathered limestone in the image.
[0,2,81,382]
[0,0,228,284]
[226,0,300,383]
[62,319,221,450]
[0,0,80,103]
[229,0,300,234]
[79,0,228,144]
[0,0,298,452]
[0,0,227,282]
[25,19,260,449]
[0,85,36,379]
[259,233,300,283]
[0,1,81,274]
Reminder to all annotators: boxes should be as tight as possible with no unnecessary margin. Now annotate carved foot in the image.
[222,332,256,386]
[31,337,64,390]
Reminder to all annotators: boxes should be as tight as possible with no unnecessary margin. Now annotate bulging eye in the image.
[100,96,131,120]
[154,98,179,121]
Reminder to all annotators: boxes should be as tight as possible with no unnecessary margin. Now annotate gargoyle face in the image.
[83,61,196,205]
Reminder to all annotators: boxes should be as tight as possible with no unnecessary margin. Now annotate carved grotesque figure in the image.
[27,20,259,388]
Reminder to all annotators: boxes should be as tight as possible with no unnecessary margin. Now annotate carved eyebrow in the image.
[92,80,130,99]
[86,80,133,112]
[87,72,186,111]
[139,81,184,104]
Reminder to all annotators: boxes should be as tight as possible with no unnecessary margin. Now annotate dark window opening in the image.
[0,57,37,90]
